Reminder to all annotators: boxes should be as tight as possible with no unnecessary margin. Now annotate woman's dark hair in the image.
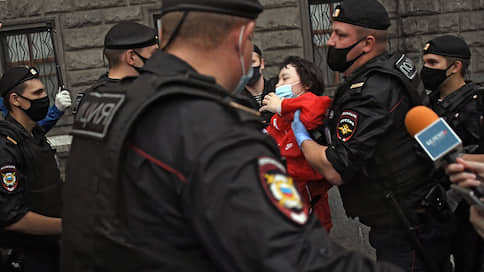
[279,56,325,95]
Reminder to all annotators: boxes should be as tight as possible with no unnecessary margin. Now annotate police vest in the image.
[64,71,263,270]
[336,54,433,227]
[0,120,62,249]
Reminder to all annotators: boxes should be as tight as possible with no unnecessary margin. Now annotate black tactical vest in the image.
[0,119,62,249]
[333,54,434,227]
[63,71,263,271]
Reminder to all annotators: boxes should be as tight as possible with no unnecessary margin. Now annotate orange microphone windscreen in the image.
[404,106,439,137]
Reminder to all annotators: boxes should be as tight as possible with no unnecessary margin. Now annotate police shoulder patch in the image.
[395,54,417,80]
[1,165,18,192]
[71,92,125,139]
[259,157,309,224]
[337,111,358,142]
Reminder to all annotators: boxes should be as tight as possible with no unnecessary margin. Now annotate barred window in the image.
[0,22,62,105]
[309,0,341,87]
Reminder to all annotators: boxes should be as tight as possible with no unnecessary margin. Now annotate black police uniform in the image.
[0,115,62,272]
[63,0,403,270]
[325,51,453,272]
[423,36,483,272]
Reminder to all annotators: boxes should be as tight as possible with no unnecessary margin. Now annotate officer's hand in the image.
[259,92,282,114]
[55,89,72,111]
[291,110,312,147]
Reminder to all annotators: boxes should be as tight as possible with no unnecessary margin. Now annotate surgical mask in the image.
[247,65,261,86]
[17,94,49,122]
[233,25,254,94]
[327,38,365,72]
[275,82,301,99]
[420,63,454,91]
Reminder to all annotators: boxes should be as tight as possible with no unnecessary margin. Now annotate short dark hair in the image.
[103,48,126,69]
[279,56,325,95]
[161,11,249,50]
[3,82,27,111]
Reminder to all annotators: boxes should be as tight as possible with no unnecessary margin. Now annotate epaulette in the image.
[6,136,17,145]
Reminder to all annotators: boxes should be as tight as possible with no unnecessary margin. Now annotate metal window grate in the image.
[309,0,341,87]
[0,26,60,105]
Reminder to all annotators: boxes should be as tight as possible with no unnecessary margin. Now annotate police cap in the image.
[332,0,390,30]
[0,66,39,98]
[104,22,158,50]
[423,35,471,60]
[161,0,264,19]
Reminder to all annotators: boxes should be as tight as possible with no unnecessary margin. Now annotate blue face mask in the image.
[233,25,254,94]
[275,82,301,99]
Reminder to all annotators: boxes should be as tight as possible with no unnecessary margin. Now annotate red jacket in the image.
[266,92,333,230]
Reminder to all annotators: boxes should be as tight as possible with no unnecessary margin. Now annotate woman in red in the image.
[260,56,333,231]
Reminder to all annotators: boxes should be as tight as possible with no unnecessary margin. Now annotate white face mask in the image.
[233,25,253,94]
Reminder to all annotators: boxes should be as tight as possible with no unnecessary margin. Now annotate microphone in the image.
[405,105,463,168]
[405,106,483,210]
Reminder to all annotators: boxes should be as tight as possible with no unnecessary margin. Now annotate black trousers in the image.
[369,227,452,272]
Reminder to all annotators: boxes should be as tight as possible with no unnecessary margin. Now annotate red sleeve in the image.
[281,93,332,131]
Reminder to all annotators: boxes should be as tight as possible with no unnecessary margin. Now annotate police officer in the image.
[422,35,483,272]
[72,21,158,115]
[62,0,402,271]
[0,66,63,271]
[291,0,452,271]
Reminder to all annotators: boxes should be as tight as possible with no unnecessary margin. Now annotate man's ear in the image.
[235,21,255,54]
[450,60,463,75]
[362,35,376,54]
[125,50,136,66]
[9,93,21,107]
[261,58,265,70]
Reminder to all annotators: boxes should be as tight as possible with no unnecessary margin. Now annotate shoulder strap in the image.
[364,54,422,106]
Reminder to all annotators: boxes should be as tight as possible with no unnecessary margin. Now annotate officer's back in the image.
[62,1,403,271]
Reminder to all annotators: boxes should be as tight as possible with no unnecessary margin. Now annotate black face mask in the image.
[131,50,148,73]
[247,65,261,86]
[420,63,454,91]
[17,94,50,122]
[327,38,366,72]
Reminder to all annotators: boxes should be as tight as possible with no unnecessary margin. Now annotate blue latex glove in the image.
[291,110,312,147]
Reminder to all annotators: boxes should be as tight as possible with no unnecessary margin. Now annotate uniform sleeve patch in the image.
[1,165,18,192]
[258,157,309,225]
[336,111,358,142]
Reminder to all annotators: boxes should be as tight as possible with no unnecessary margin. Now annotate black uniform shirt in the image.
[325,53,410,182]
[106,51,401,271]
[427,82,482,153]
[0,116,30,227]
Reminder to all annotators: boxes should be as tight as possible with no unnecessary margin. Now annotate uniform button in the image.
[455,113,460,118]
[473,95,478,99]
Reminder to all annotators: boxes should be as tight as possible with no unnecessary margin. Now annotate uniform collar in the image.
[344,52,390,82]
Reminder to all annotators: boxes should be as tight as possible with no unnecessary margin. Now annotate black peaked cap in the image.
[332,0,390,30]
[104,22,158,50]
[0,66,39,97]
[161,0,264,19]
[423,35,471,59]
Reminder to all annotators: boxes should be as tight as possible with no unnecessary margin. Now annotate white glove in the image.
[55,89,72,111]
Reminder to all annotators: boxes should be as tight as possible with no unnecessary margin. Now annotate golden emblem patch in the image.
[336,111,358,142]
[258,157,309,224]
[1,165,18,192]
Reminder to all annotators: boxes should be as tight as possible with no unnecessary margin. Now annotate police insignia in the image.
[337,111,357,142]
[395,54,417,80]
[72,92,125,139]
[259,157,309,224]
[1,165,18,192]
